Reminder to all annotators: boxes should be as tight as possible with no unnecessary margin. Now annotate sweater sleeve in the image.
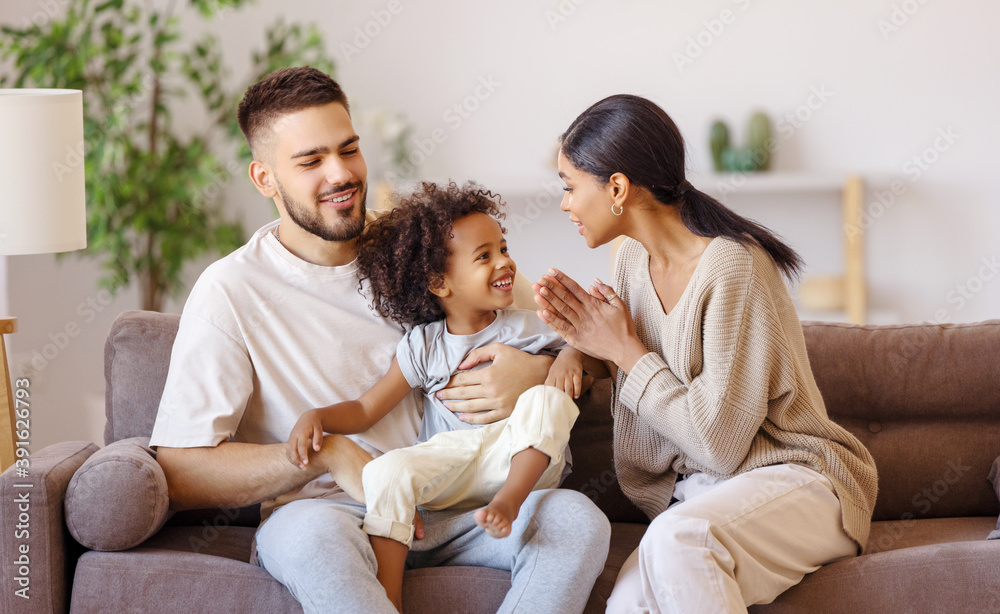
[617,244,795,476]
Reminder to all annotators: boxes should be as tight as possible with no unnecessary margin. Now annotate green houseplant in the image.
[0,0,336,311]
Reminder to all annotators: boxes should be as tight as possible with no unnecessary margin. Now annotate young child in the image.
[285,181,608,611]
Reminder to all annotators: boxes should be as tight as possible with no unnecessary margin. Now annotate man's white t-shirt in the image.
[149,218,423,520]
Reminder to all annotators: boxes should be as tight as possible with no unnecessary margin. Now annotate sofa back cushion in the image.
[104,311,264,527]
[561,379,647,523]
[104,310,178,445]
[803,320,1000,521]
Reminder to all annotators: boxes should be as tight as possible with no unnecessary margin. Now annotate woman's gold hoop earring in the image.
[611,203,624,216]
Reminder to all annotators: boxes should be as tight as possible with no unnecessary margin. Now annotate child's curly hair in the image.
[357,180,506,328]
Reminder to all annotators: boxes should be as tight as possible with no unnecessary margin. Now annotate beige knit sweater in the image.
[612,236,879,550]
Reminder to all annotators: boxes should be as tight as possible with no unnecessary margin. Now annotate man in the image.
[150,66,610,614]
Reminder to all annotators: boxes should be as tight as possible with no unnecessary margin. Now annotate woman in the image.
[533,94,878,613]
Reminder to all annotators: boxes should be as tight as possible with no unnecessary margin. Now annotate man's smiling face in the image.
[266,101,368,243]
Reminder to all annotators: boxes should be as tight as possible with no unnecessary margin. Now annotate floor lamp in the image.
[0,89,87,473]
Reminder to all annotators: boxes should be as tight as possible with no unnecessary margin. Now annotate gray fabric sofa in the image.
[2,311,999,613]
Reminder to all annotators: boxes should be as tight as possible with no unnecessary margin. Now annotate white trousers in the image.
[361,385,579,546]
[606,464,857,614]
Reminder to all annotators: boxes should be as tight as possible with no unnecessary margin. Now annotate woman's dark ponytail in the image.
[677,189,803,279]
[560,95,803,280]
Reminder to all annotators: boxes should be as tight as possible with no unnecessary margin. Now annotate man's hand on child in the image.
[440,343,553,424]
[286,410,324,469]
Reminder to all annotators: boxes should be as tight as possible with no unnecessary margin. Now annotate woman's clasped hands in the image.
[533,268,648,373]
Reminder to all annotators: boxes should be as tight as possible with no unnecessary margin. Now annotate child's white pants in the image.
[361,384,579,547]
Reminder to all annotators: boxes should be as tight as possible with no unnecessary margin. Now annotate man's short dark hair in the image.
[237,66,349,160]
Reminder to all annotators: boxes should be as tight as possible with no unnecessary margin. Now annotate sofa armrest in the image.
[1,441,99,614]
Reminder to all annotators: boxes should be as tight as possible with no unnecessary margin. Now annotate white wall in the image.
[0,257,7,316]
[2,0,998,450]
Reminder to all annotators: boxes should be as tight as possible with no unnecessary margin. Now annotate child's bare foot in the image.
[477,447,550,538]
[475,497,517,538]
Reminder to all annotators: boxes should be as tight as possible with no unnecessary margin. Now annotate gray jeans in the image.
[254,489,611,614]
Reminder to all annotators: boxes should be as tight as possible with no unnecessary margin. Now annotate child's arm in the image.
[545,347,611,399]
[580,353,612,380]
[287,357,413,469]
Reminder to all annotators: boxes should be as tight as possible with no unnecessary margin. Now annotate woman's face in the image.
[557,150,619,248]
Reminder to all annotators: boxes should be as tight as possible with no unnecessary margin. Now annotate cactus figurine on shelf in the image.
[746,111,773,171]
[721,147,758,173]
[710,120,730,172]
[709,110,774,173]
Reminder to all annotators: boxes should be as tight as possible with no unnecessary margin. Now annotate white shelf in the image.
[691,171,850,195]
[690,172,869,324]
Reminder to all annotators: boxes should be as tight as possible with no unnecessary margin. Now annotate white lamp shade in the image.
[0,89,87,256]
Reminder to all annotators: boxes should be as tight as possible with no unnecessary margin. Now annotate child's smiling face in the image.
[433,212,517,315]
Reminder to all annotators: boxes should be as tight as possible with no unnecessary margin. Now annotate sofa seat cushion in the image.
[989,456,1000,539]
[588,518,1000,614]
[583,522,647,613]
[750,538,1000,613]
[401,567,508,613]
[71,532,299,613]
[70,525,518,614]
[754,516,1000,612]
[866,516,996,553]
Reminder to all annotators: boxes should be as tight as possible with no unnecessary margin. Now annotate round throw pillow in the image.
[64,436,171,551]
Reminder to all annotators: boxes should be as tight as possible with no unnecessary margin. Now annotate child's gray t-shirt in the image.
[396,309,568,442]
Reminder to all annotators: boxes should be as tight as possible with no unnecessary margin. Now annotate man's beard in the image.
[276,180,367,242]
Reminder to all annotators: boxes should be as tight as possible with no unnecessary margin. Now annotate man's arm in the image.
[157,434,372,511]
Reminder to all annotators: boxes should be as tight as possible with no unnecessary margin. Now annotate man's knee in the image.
[525,489,611,542]
[255,501,393,611]
[258,501,370,567]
